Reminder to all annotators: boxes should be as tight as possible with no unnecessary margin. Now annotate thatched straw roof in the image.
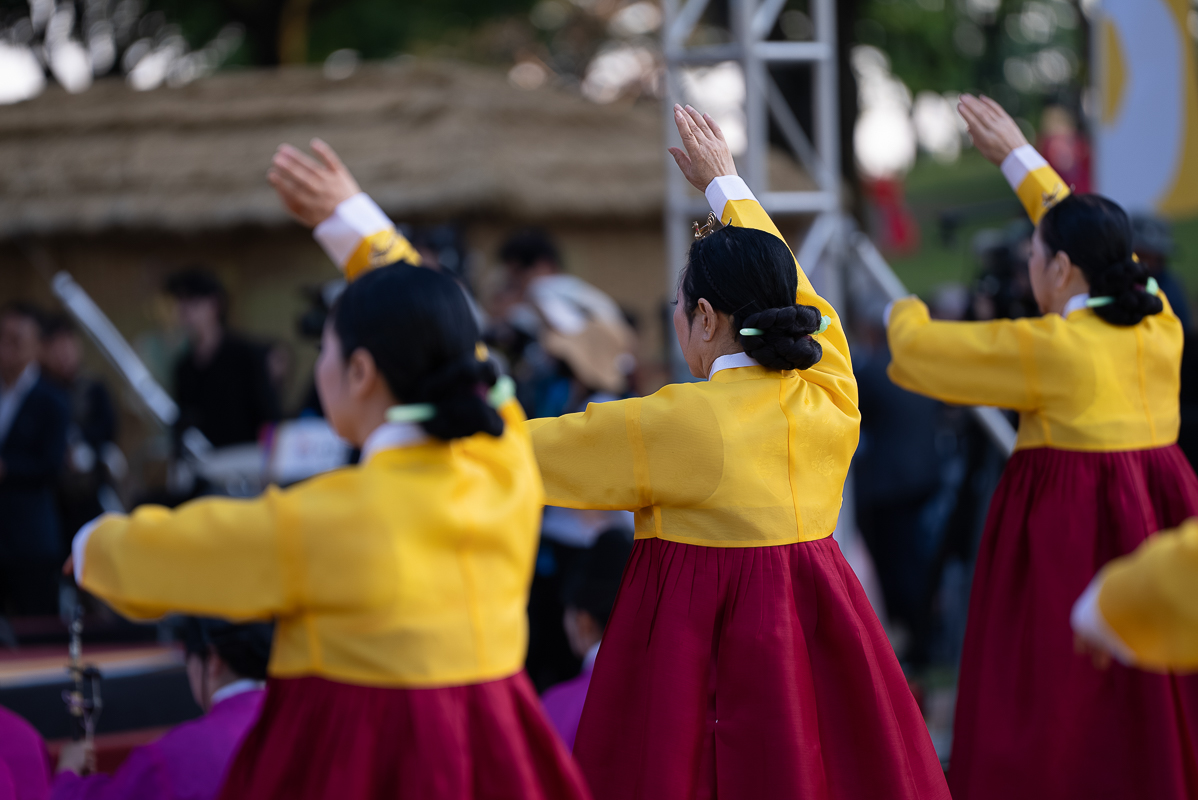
[0,59,813,239]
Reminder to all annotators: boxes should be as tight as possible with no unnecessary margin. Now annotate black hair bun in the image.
[415,355,505,441]
[1091,255,1165,327]
[739,304,824,371]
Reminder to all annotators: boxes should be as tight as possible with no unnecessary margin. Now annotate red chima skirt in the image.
[573,535,950,800]
[949,445,1198,800]
[217,671,590,800]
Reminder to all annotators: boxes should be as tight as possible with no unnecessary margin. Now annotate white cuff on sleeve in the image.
[1070,574,1138,666]
[1000,145,1048,194]
[312,193,395,270]
[704,175,757,220]
[72,514,111,586]
[883,300,896,327]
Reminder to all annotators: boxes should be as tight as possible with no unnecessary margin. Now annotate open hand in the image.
[56,740,91,775]
[668,104,738,193]
[957,94,1029,167]
[1073,632,1113,671]
[268,139,361,229]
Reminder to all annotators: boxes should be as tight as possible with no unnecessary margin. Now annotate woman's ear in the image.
[345,347,380,399]
[696,298,717,341]
[1049,250,1073,290]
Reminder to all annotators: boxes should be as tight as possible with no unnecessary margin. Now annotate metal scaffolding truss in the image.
[659,0,1018,457]
[661,0,841,307]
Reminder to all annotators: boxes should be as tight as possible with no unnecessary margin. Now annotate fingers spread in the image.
[273,150,323,191]
[311,138,347,172]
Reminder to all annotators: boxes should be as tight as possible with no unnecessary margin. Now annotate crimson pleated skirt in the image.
[216,672,591,800]
[572,535,950,800]
[949,444,1198,800]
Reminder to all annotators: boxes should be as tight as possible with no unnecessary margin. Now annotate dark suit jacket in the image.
[0,376,70,561]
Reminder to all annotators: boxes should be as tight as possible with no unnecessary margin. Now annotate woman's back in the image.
[529,362,858,546]
[78,400,543,689]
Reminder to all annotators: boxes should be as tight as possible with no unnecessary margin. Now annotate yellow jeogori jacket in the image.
[1098,518,1198,671]
[76,401,544,688]
[886,155,1183,453]
[527,179,860,547]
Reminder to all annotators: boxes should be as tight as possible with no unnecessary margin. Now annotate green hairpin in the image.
[740,327,764,337]
[487,375,516,408]
[816,315,831,335]
[1086,296,1114,308]
[386,403,436,424]
[1146,277,1160,296]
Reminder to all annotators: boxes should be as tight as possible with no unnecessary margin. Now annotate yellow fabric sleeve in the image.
[1017,164,1071,225]
[345,229,423,281]
[886,296,1038,410]
[719,198,858,408]
[79,492,293,621]
[526,384,724,512]
[1098,519,1198,671]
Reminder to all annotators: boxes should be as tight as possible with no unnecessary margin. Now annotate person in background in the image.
[853,312,944,668]
[52,618,270,800]
[0,304,70,616]
[541,529,632,751]
[491,229,636,419]
[1037,104,1091,195]
[0,704,50,800]
[40,316,119,551]
[1131,214,1191,331]
[166,268,279,451]
[1071,518,1198,673]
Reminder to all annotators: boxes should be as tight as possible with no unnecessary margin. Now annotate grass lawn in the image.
[885,150,1198,310]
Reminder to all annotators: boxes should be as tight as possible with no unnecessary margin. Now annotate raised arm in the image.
[668,104,854,398]
[886,297,1039,410]
[958,94,1070,224]
[269,140,421,280]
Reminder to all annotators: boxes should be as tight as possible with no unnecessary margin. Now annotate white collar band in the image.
[708,352,759,380]
[359,421,428,464]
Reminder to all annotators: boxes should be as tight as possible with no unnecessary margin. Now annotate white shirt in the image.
[359,421,428,464]
[210,678,265,706]
[708,352,760,381]
[0,362,39,448]
[1062,293,1090,318]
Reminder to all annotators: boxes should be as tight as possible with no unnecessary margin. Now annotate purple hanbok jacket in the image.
[540,645,599,752]
[0,705,51,800]
[50,688,263,800]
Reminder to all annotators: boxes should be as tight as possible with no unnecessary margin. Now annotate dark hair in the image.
[165,267,228,322]
[562,529,633,630]
[179,617,273,681]
[332,265,504,441]
[498,229,560,272]
[42,314,77,340]
[1040,194,1164,326]
[683,225,823,370]
[0,302,48,334]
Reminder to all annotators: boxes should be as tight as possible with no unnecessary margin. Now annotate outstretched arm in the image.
[668,104,854,401]
[1072,518,1198,672]
[269,140,421,280]
[958,94,1069,224]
